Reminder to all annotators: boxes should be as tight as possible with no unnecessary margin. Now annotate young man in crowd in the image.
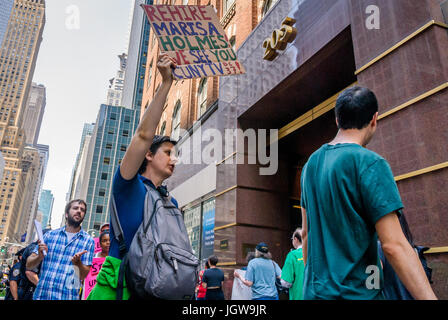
[26,199,95,300]
[300,86,437,300]
[87,53,179,300]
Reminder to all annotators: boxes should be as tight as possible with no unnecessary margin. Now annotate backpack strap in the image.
[116,254,128,300]
[109,195,127,259]
[109,195,129,300]
[142,184,162,234]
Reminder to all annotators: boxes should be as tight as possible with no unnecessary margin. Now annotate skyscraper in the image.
[25,144,49,242]
[0,0,46,245]
[67,123,95,202]
[14,146,40,241]
[0,0,14,46]
[106,53,127,106]
[38,189,54,229]
[81,104,139,235]
[22,83,46,145]
[122,0,152,110]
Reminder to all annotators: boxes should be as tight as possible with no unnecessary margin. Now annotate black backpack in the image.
[110,182,199,300]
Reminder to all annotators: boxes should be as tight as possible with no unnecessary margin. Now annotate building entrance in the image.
[236,27,357,262]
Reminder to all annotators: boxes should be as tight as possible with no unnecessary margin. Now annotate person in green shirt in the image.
[281,228,304,300]
[300,86,437,300]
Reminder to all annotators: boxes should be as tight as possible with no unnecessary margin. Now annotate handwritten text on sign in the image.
[141,5,245,80]
[83,257,105,300]
[93,237,101,254]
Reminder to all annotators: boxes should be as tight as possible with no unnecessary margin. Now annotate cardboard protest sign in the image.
[141,4,245,80]
[94,237,102,254]
[83,257,105,300]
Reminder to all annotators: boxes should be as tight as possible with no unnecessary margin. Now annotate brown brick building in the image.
[144,0,448,299]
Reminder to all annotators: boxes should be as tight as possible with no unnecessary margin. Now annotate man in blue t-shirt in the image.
[87,54,179,300]
[300,86,437,300]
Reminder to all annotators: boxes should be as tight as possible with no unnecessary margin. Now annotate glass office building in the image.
[82,105,139,234]
[122,0,152,110]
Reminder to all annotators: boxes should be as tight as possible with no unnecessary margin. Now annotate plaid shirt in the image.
[33,227,95,300]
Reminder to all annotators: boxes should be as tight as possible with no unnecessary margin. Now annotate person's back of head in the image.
[335,86,378,130]
[208,255,219,267]
[255,242,272,260]
[292,228,302,249]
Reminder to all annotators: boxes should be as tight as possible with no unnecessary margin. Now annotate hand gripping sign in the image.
[141,4,245,80]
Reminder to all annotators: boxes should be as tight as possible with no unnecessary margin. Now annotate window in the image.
[120,145,127,152]
[224,0,235,13]
[230,36,236,51]
[99,189,105,197]
[160,121,166,136]
[96,205,103,213]
[197,78,207,118]
[103,157,110,165]
[101,173,108,180]
[262,0,279,18]
[124,116,130,123]
[171,100,182,141]
[110,113,117,120]
[106,143,112,149]
[122,130,129,137]
[147,60,153,88]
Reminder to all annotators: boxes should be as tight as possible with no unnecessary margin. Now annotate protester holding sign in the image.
[87,53,179,300]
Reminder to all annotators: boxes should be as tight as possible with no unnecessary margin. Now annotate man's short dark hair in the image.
[335,86,378,130]
[208,255,219,266]
[65,199,87,215]
[138,135,177,175]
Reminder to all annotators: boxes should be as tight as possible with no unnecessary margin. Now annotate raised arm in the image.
[120,53,177,180]
[376,213,437,300]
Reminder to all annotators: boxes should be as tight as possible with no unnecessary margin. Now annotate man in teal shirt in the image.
[300,86,437,300]
[281,228,304,300]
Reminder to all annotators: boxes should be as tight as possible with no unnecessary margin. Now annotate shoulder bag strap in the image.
[142,183,163,234]
[109,195,127,259]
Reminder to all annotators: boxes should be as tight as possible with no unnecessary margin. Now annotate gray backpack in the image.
[110,182,199,300]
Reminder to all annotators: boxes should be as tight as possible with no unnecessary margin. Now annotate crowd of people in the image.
[1,56,437,301]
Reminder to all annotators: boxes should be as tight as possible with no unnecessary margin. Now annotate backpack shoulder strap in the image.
[109,195,127,259]
[142,184,162,234]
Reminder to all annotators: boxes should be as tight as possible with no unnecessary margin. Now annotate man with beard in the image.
[26,199,95,300]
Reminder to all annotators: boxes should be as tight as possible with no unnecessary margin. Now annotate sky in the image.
[32,0,135,228]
